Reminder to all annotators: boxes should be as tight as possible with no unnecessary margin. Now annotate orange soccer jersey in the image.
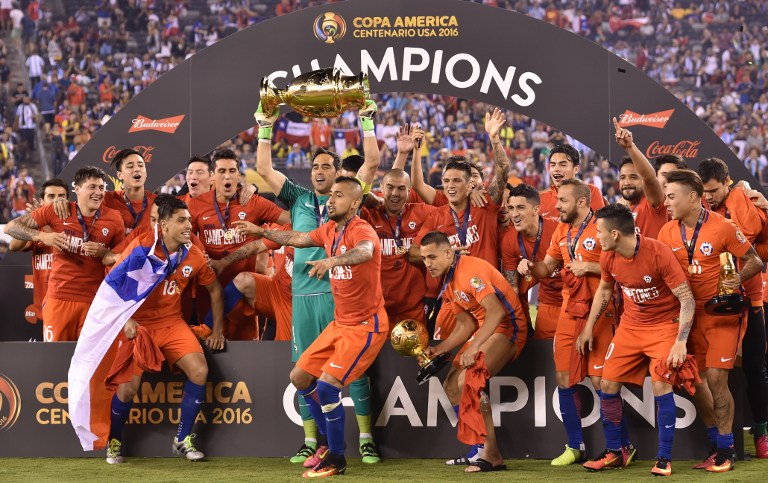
[629,196,668,239]
[31,202,125,303]
[657,210,751,304]
[600,236,688,326]
[362,203,435,319]
[113,233,218,329]
[546,212,603,297]
[444,255,527,348]
[103,190,158,235]
[539,183,604,219]
[308,216,386,331]
[187,189,284,283]
[501,216,563,305]
[30,241,53,318]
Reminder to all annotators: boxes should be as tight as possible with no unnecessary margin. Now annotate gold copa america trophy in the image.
[391,319,450,385]
[260,68,370,118]
[704,252,745,315]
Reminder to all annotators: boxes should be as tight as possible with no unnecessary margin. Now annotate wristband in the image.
[360,117,375,132]
[258,126,273,140]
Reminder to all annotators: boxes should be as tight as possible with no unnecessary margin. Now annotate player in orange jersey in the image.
[526,179,630,467]
[697,157,768,459]
[539,144,605,217]
[8,177,68,329]
[658,169,763,472]
[421,231,527,474]
[501,184,563,339]
[234,177,387,478]
[102,148,157,236]
[5,166,125,341]
[104,195,224,465]
[576,204,694,476]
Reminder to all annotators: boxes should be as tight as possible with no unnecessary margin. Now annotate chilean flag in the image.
[68,227,187,450]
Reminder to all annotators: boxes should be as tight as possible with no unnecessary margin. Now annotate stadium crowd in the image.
[2,0,768,479]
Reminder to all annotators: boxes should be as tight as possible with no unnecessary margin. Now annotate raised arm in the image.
[356,100,381,188]
[392,123,417,171]
[486,109,511,205]
[613,117,664,208]
[254,102,287,195]
[409,131,436,204]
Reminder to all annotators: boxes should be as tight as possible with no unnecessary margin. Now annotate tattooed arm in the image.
[5,214,69,250]
[232,221,318,249]
[488,142,510,205]
[735,246,763,287]
[305,240,374,279]
[503,269,519,294]
[209,239,269,275]
[575,279,614,354]
[667,281,694,368]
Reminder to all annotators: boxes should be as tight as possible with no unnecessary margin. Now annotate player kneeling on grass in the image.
[420,231,528,473]
[105,196,225,464]
[575,205,694,476]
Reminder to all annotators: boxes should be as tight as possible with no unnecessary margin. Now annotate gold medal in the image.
[396,246,407,255]
[224,229,235,242]
[525,274,533,282]
[688,265,695,275]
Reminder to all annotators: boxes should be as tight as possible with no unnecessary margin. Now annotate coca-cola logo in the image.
[102,145,156,164]
[645,140,700,159]
[618,109,674,129]
[129,114,185,134]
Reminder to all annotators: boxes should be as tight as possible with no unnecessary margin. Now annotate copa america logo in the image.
[314,12,346,44]
[0,373,21,432]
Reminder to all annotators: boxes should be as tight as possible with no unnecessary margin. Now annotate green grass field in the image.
[1,454,766,482]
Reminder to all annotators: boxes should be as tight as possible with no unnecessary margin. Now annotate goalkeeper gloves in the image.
[359,99,377,132]
[254,102,279,140]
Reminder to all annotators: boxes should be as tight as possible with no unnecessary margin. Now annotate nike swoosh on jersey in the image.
[593,364,604,369]
[720,357,733,362]
[672,247,684,251]
[304,202,315,208]
[202,216,212,220]
[559,242,566,246]
[329,362,344,369]
[374,225,383,228]
[540,211,550,217]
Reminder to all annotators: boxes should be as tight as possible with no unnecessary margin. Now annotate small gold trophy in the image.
[260,68,370,118]
[391,319,450,385]
[704,252,745,315]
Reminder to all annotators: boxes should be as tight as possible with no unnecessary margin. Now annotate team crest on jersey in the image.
[583,237,596,251]
[643,275,652,283]
[238,212,246,220]
[409,221,416,229]
[736,230,747,244]
[102,228,109,237]
[699,242,713,256]
[181,265,193,278]
[470,277,485,292]
[340,245,347,253]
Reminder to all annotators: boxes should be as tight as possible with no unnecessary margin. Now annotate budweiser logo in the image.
[617,109,674,129]
[129,115,185,134]
[103,145,156,164]
[646,140,700,159]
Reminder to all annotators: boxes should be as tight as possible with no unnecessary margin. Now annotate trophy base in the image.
[704,293,745,316]
[416,353,451,385]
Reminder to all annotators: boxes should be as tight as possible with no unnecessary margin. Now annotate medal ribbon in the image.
[123,191,148,230]
[383,210,404,251]
[159,236,188,276]
[331,218,354,257]
[76,205,100,242]
[213,190,236,233]
[313,193,329,228]
[450,206,471,246]
[519,216,543,261]
[680,208,707,268]
[566,210,593,262]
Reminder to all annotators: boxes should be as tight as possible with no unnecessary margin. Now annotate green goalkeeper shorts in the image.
[291,292,335,362]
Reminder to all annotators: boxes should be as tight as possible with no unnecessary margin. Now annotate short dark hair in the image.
[333,175,363,198]
[469,161,484,180]
[560,178,591,204]
[156,194,188,221]
[665,169,704,197]
[41,178,69,197]
[619,156,634,169]
[186,155,211,171]
[110,148,144,172]
[211,148,238,168]
[507,183,540,205]
[654,153,687,173]
[74,166,108,186]
[549,144,580,166]
[443,159,472,179]
[595,204,635,236]
[341,154,365,173]
[313,147,341,171]
[421,231,451,248]
[697,157,729,184]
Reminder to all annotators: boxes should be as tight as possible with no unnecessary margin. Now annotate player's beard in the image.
[621,186,642,203]
[560,208,578,225]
